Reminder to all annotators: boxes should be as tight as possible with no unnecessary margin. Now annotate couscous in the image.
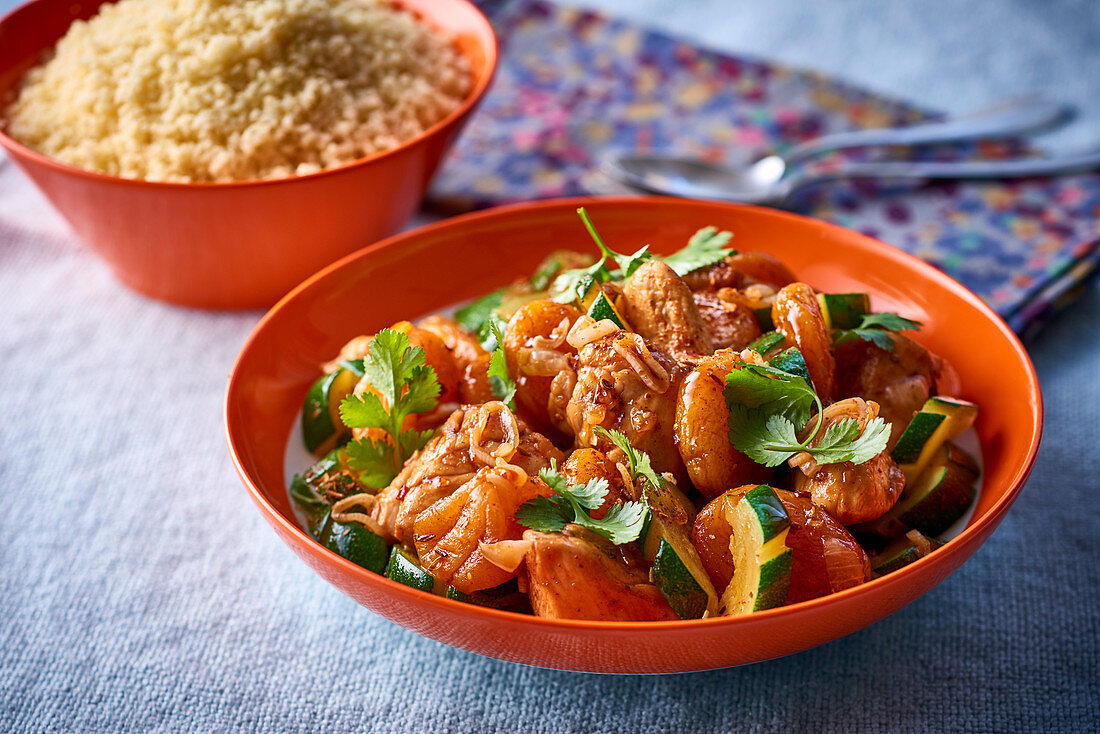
[4,0,472,182]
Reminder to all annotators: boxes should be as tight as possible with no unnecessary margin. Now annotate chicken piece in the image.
[791,452,905,526]
[565,330,688,484]
[523,527,677,621]
[787,398,904,526]
[370,402,563,543]
[621,260,713,361]
[692,290,763,351]
[413,464,550,594]
[835,333,959,447]
[681,251,798,292]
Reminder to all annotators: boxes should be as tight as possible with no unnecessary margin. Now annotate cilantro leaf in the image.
[344,434,401,489]
[581,500,649,545]
[338,329,442,489]
[338,391,389,430]
[514,495,568,534]
[728,405,802,467]
[860,312,923,332]
[577,207,653,278]
[659,226,736,276]
[723,362,816,427]
[833,311,922,352]
[538,466,609,511]
[549,259,612,304]
[724,350,890,468]
[515,463,645,545]
[548,215,735,305]
[842,416,892,464]
[800,418,863,464]
[455,289,504,335]
[592,426,666,490]
[487,322,517,410]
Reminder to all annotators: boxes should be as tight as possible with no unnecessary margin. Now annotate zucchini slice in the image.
[768,346,811,384]
[871,530,943,577]
[867,443,979,541]
[316,509,389,575]
[817,293,871,330]
[719,485,793,616]
[385,547,435,592]
[753,305,775,331]
[640,513,718,619]
[585,290,629,330]
[894,396,979,484]
[745,330,785,358]
[301,359,365,454]
[896,444,979,537]
[891,412,947,465]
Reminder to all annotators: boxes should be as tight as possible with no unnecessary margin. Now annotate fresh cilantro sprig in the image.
[592,426,666,491]
[725,361,890,468]
[549,208,643,302]
[515,461,648,545]
[339,329,442,488]
[833,312,922,351]
[549,210,736,303]
[577,207,654,279]
[454,290,509,351]
[487,322,516,410]
[661,226,735,276]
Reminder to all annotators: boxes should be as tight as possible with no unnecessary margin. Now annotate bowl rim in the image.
[225,195,1043,633]
[0,0,499,188]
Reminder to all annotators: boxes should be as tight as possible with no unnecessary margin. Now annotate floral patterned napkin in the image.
[427,0,1100,338]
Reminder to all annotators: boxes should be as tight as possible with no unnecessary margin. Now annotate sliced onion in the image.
[530,317,571,350]
[566,315,618,349]
[612,333,670,393]
[483,464,528,491]
[330,493,387,537]
[478,539,532,573]
[906,529,933,556]
[822,534,870,593]
[518,348,570,376]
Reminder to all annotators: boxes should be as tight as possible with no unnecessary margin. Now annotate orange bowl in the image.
[0,0,497,309]
[225,196,1042,672]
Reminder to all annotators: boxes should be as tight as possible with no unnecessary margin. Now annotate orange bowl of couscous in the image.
[0,0,497,308]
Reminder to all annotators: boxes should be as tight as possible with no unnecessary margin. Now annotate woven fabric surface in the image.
[1,0,1099,732]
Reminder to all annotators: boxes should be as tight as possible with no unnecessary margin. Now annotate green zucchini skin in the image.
[385,547,434,592]
[817,293,870,330]
[300,360,364,454]
[317,510,389,575]
[746,330,785,357]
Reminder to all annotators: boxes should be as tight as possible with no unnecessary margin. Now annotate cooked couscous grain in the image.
[4,0,472,182]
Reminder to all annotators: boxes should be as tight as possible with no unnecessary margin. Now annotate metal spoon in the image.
[603,148,1100,205]
[604,96,1076,205]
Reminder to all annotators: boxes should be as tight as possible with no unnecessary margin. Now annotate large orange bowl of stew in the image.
[224,196,1041,672]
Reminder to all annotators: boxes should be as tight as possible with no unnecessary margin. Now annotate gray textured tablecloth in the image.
[2,0,1098,731]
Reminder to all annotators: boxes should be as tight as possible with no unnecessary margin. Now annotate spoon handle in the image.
[789,150,1100,190]
[783,95,1075,167]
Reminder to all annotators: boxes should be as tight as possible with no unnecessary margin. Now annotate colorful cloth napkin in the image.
[429,0,1100,338]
